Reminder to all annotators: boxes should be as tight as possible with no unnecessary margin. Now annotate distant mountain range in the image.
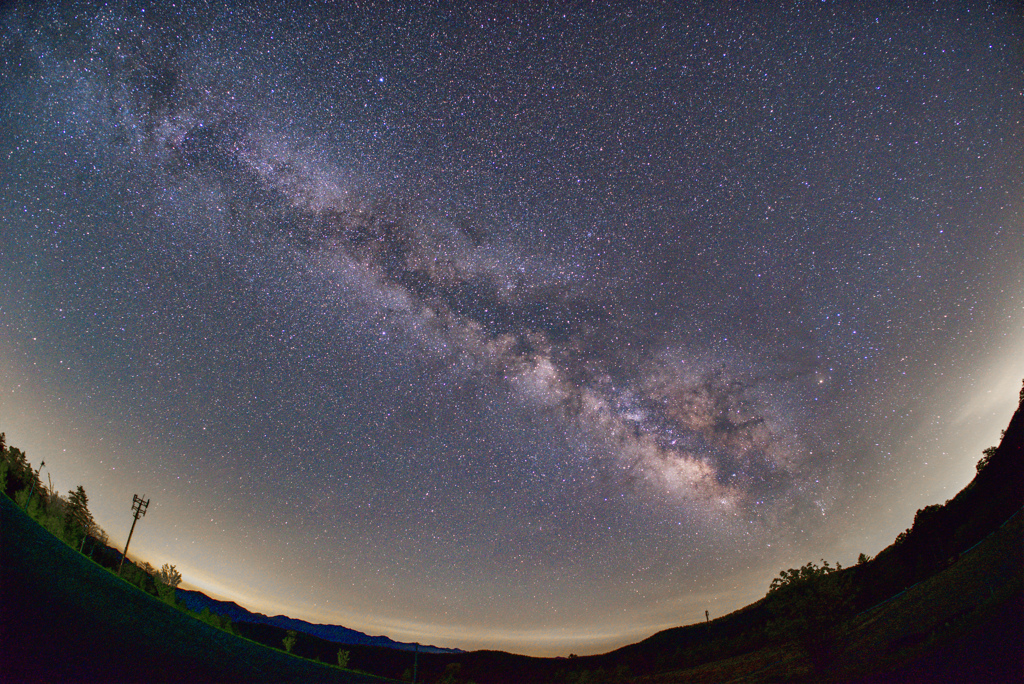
[176,588,461,654]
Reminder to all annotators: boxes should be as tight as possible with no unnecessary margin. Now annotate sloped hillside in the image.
[0,493,395,684]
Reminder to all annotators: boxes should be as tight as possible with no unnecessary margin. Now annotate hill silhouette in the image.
[1,397,1021,682]
[0,492,396,683]
[175,588,459,654]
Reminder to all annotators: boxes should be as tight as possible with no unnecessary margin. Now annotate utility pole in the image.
[118,494,149,575]
[412,643,418,684]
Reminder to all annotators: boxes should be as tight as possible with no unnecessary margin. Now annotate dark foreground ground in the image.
[623,513,1022,684]
[851,592,1023,684]
[0,494,395,683]
[2,488,1021,683]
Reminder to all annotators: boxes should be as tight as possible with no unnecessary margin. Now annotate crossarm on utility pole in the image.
[118,494,149,575]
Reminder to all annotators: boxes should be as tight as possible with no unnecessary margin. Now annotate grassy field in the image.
[0,493,397,683]
[1,484,1020,683]
[627,512,1022,683]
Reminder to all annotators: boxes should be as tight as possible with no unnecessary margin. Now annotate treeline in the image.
[549,382,1024,682]
[0,432,403,679]
[0,433,241,637]
[0,433,103,554]
[854,397,1023,607]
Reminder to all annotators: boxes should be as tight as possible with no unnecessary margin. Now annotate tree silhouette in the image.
[64,486,94,546]
[157,564,183,588]
[282,630,298,653]
[1,445,34,499]
[977,445,997,473]
[768,559,841,593]
[155,563,183,605]
[766,560,855,673]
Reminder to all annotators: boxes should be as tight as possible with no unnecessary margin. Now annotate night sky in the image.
[1,1,1022,656]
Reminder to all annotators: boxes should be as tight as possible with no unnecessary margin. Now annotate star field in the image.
[1,1,1022,655]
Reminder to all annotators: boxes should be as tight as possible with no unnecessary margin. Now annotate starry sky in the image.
[1,0,1022,656]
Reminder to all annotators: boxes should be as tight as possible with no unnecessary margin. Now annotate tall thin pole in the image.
[24,461,45,511]
[118,494,149,575]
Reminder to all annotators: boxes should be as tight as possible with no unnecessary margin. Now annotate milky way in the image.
[1,1,1022,654]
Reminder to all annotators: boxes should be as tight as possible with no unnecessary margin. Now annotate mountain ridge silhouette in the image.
[176,588,462,654]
